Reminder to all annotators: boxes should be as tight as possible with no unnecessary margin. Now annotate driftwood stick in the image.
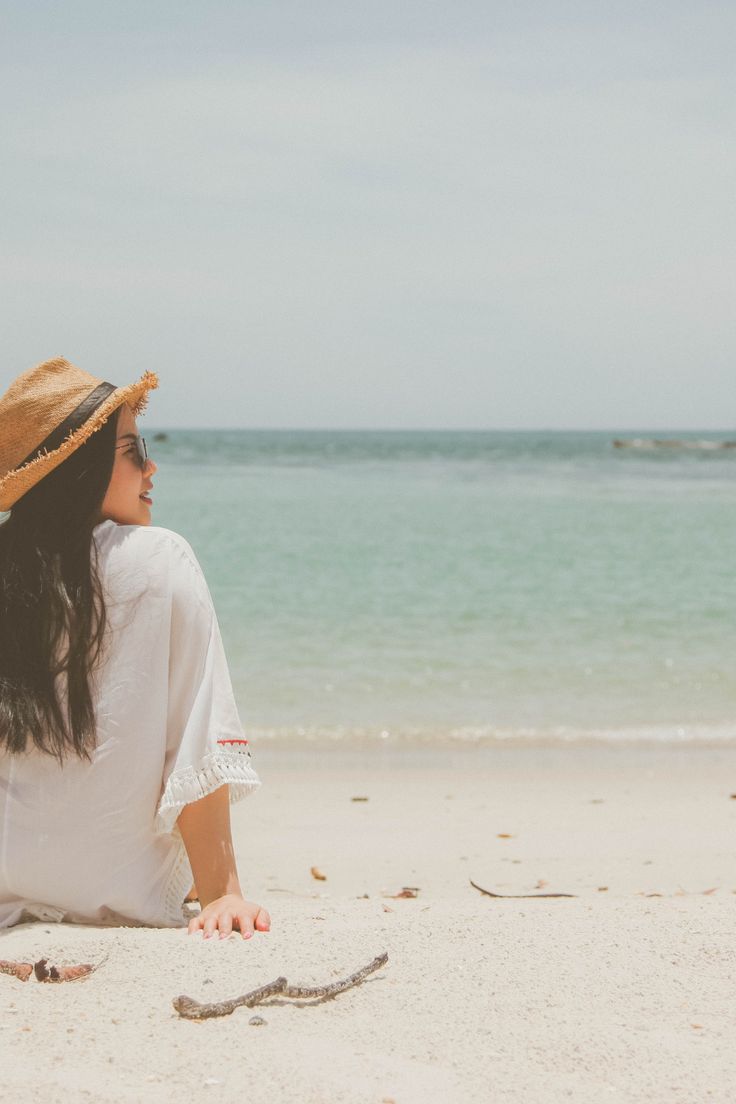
[173,952,389,1021]
[280,952,389,1001]
[173,977,288,1020]
[470,879,576,899]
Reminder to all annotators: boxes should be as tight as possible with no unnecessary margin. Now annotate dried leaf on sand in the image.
[34,958,98,983]
[2,958,98,983]
[0,960,33,982]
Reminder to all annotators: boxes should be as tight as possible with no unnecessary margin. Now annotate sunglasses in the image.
[115,435,149,469]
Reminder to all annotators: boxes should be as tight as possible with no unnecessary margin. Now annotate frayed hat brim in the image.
[0,370,158,511]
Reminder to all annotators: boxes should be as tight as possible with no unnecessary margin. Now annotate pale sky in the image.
[1,1,734,429]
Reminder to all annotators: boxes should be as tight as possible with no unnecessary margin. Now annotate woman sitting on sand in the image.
[0,357,269,940]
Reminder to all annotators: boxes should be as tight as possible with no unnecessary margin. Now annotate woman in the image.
[0,357,269,939]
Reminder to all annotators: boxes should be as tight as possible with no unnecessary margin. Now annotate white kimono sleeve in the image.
[154,535,260,836]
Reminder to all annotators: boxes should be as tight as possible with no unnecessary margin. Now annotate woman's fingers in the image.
[203,912,221,939]
[186,898,270,938]
[255,908,271,931]
[236,910,255,939]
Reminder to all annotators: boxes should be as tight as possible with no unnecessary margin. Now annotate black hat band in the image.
[18,381,118,470]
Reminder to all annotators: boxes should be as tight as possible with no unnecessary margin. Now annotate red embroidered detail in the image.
[217,738,249,747]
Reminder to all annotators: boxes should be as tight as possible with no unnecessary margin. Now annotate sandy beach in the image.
[2,741,736,1103]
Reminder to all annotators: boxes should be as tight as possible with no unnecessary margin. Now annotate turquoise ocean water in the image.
[148,430,736,745]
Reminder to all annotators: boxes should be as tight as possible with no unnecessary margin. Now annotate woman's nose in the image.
[145,457,158,475]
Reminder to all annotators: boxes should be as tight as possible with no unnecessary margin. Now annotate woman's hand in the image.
[176,785,270,940]
[188,893,271,939]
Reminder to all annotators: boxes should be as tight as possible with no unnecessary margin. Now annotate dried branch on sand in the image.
[173,952,389,1021]
[470,879,576,899]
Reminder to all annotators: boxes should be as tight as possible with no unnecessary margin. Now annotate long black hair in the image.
[0,407,119,761]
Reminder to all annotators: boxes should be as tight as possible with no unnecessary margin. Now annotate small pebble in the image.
[248,1015,267,1027]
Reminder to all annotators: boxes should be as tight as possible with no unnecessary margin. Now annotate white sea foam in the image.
[246,721,736,748]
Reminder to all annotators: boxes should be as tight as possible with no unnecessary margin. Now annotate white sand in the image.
[2,742,736,1103]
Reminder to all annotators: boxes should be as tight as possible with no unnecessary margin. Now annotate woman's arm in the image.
[177,785,270,939]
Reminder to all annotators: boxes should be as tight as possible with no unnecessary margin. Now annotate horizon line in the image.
[145,425,736,435]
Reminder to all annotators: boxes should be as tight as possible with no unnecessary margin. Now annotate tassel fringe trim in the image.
[154,746,261,838]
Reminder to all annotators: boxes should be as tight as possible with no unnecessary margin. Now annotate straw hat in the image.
[0,357,159,511]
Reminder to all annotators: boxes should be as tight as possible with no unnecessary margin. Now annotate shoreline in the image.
[2,741,735,1102]
[243,722,736,751]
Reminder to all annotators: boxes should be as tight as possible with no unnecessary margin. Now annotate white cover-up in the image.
[0,521,260,928]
